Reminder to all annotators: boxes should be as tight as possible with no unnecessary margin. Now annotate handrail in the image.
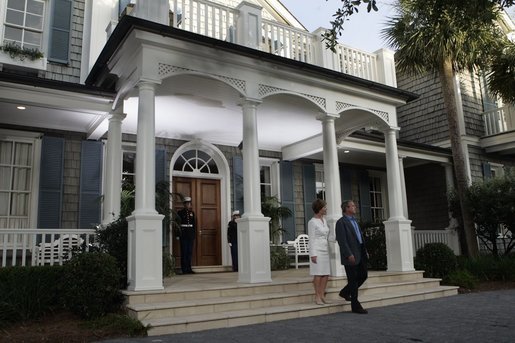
[482,105,515,136]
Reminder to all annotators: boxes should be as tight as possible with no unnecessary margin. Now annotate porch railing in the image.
[139,0,392,85]
[412,229,461,255]
[0,229,97,267]
[482,105,515,136]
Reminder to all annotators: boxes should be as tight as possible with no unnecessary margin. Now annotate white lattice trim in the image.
[158,63,246,93]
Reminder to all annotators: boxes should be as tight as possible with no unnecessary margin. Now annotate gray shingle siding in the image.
[459,71,486,137]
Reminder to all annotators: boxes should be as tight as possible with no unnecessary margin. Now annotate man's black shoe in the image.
[352,308,368,314]
[339,290,351,301]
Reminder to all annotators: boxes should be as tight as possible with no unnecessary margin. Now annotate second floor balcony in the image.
[113,0,397,87]
[481,105,515,155]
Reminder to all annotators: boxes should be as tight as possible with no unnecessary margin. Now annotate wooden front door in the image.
[173,177,221,266]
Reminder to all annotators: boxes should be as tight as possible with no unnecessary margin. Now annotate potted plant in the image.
[261,196,292,244]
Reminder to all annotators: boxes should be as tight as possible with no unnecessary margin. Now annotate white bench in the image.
[35,234,83,266]
[286,234,310,269]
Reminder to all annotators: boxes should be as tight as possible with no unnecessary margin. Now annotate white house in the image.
[1,0,467,291]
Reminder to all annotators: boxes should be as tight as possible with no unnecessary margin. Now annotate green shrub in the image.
[460,254,515,281]
[270,245,290,270]
[0,265,64,326]
[163,251,176,277]
[362,222,387,270]
[83,313,148,337]
[96,218,129,288]
[445,269,478,289]
[63,252,123,319]
[414,243,457,278]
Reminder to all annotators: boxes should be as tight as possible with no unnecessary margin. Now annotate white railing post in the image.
[236,2,262,49]
[312,27,337,70]
[374,48,397,87]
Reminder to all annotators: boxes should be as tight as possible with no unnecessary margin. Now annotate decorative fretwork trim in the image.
[259,84,326,109]
[336,101,352,112]
[158,63,246,93]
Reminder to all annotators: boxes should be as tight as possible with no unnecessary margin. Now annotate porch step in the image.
[123,271,458,336]
[141,286,458,336]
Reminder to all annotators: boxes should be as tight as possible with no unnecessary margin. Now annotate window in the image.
[260,165,272,199]
[490,163,504,178]
[173,149,219,174]
[0,135,36,229]
[122,148,136,189]
[315,163,325,199]
[3,0,45,50]
[369,172,386,222]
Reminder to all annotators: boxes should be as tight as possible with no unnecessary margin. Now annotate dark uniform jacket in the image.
[177,208,196,240]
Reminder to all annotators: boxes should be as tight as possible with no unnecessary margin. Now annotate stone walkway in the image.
[100,289,515,343]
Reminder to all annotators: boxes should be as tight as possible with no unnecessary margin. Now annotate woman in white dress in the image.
[308,198,330,305]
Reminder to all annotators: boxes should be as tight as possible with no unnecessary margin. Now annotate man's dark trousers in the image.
[342,244,368,310]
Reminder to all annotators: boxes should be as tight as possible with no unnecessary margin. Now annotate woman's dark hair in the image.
[312,198,327,214]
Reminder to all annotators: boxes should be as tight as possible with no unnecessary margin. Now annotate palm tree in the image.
[382,0,509,257]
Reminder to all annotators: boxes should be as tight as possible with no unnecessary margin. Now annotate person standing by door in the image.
[178,196,196,274]
[227,210,240,272]
[335,200,369,314]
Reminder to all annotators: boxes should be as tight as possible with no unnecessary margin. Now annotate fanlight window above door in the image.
[173,149,219,174]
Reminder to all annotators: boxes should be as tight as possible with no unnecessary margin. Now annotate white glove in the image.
[229,243,232,247]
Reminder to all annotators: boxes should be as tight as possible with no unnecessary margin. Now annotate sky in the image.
[279,0,396,53]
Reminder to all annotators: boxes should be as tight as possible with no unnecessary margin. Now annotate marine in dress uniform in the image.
[227,210,240,272]
[177,196,196,274]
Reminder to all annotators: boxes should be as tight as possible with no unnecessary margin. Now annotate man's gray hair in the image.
[341,200,354,211]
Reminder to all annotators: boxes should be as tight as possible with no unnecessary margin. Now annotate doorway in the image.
[173,177,221,266]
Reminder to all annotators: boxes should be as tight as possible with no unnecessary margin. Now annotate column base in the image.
[237,215,272,283]
[384,219,415,272]
[127,213,165,291]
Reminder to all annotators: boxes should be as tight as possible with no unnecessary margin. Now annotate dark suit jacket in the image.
[335,216,366,266]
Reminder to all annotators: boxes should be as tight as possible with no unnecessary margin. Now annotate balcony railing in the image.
[132,0,394,86]
[482,105,515,136]
[412,229,461,255]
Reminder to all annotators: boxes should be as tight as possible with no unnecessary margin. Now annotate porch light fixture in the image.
[343,150,350,153]
[16,106,26,110]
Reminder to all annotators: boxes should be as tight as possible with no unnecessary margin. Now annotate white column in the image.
[127,81,164,291]
[318,113,344,277]
[383,127,414,272]
[237,98,271,283]
[102,107,126,224]
[398,155,408,219]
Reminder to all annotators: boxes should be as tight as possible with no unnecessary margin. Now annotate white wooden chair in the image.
[35,234,83,266]
[288,234,310,269]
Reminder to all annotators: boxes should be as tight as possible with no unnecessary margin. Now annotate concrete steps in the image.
[124,270,458,336]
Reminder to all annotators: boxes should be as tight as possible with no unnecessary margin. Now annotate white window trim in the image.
[259,157,280,199]
[490,162,504,178]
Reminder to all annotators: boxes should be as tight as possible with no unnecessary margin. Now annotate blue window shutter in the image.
[302,164,316,230]
[232,156,244,213]
[482,162,492,180]
[48,0,72,63]
[340,166,352,200]
[358,169,372,222]
[280,161,296,241]
[79,141,103,229]
[155,149,166,184]
[38,136,64,229]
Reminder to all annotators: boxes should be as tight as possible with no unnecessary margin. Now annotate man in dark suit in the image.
[177,196,196,274]
[335,200,368,314]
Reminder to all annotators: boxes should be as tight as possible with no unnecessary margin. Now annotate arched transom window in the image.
[173,149,219,174]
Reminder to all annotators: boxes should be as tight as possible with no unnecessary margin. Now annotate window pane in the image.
[7,0,25,11]
[14,142,32,166]
[0,192,9,215]
[4,26,23,41]
[0,167,12,189]
[0,142,13,164]
[23,42,40,50]
[260,166,270,183]
[173,156,185,171]
[11,193,29,216]
[25,14,43,30]
[27,0,44,15]
[207,159,218,173]
[123,152,135,174]
[5,9,25,26]
[23,30,41,46]
[12,168,31,191]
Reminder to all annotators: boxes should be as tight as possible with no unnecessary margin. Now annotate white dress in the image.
[308,217,330,276]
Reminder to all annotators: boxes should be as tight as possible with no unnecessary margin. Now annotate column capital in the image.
[239,97,262,107]
[316,112,339,121]
[137,79,160,90]
[109,111,126,122]
[383,126,400,134]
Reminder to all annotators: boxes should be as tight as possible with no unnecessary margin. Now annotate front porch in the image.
[124,268,458,336]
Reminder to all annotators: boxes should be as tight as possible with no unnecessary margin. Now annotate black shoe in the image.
[352,308,368,314]
[339,290,351,301]
[189,270,196,274]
